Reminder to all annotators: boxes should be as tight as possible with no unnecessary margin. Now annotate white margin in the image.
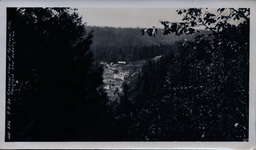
[0,0,255,149]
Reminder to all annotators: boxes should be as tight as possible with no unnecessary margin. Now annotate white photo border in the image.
[0,0,255,149]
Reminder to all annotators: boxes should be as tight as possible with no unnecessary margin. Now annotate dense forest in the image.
[86,26,197,62]
[6,8,249,141]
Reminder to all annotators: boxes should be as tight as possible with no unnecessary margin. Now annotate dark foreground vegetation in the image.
[6,8,249,141]
[121,8,249,141]
[7,8,109,141]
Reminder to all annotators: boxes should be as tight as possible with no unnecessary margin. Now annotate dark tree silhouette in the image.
[7,8,109,141]
[125,8,249,141]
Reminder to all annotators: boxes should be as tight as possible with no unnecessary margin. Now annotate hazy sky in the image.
[78,8,184,28]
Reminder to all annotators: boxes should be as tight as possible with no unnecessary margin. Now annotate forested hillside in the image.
[86,26,196,62]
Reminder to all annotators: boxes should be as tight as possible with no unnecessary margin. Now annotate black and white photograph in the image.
[1,0,256,149]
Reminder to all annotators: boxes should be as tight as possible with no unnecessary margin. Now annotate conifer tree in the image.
[7,8,109,141]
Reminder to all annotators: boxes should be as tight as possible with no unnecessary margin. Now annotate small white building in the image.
[117,61,126,65]
[104,85,111,90]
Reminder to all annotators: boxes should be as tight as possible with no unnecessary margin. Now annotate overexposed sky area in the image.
[77,8,244,28]
[78,8,184,28]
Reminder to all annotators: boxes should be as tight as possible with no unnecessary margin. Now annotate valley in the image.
[101,60,146,101]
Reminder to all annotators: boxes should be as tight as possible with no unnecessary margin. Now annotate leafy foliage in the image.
[122,8,249,141]
[7,8,110,141]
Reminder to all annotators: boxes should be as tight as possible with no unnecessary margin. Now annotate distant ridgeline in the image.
[85,26,201,62]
